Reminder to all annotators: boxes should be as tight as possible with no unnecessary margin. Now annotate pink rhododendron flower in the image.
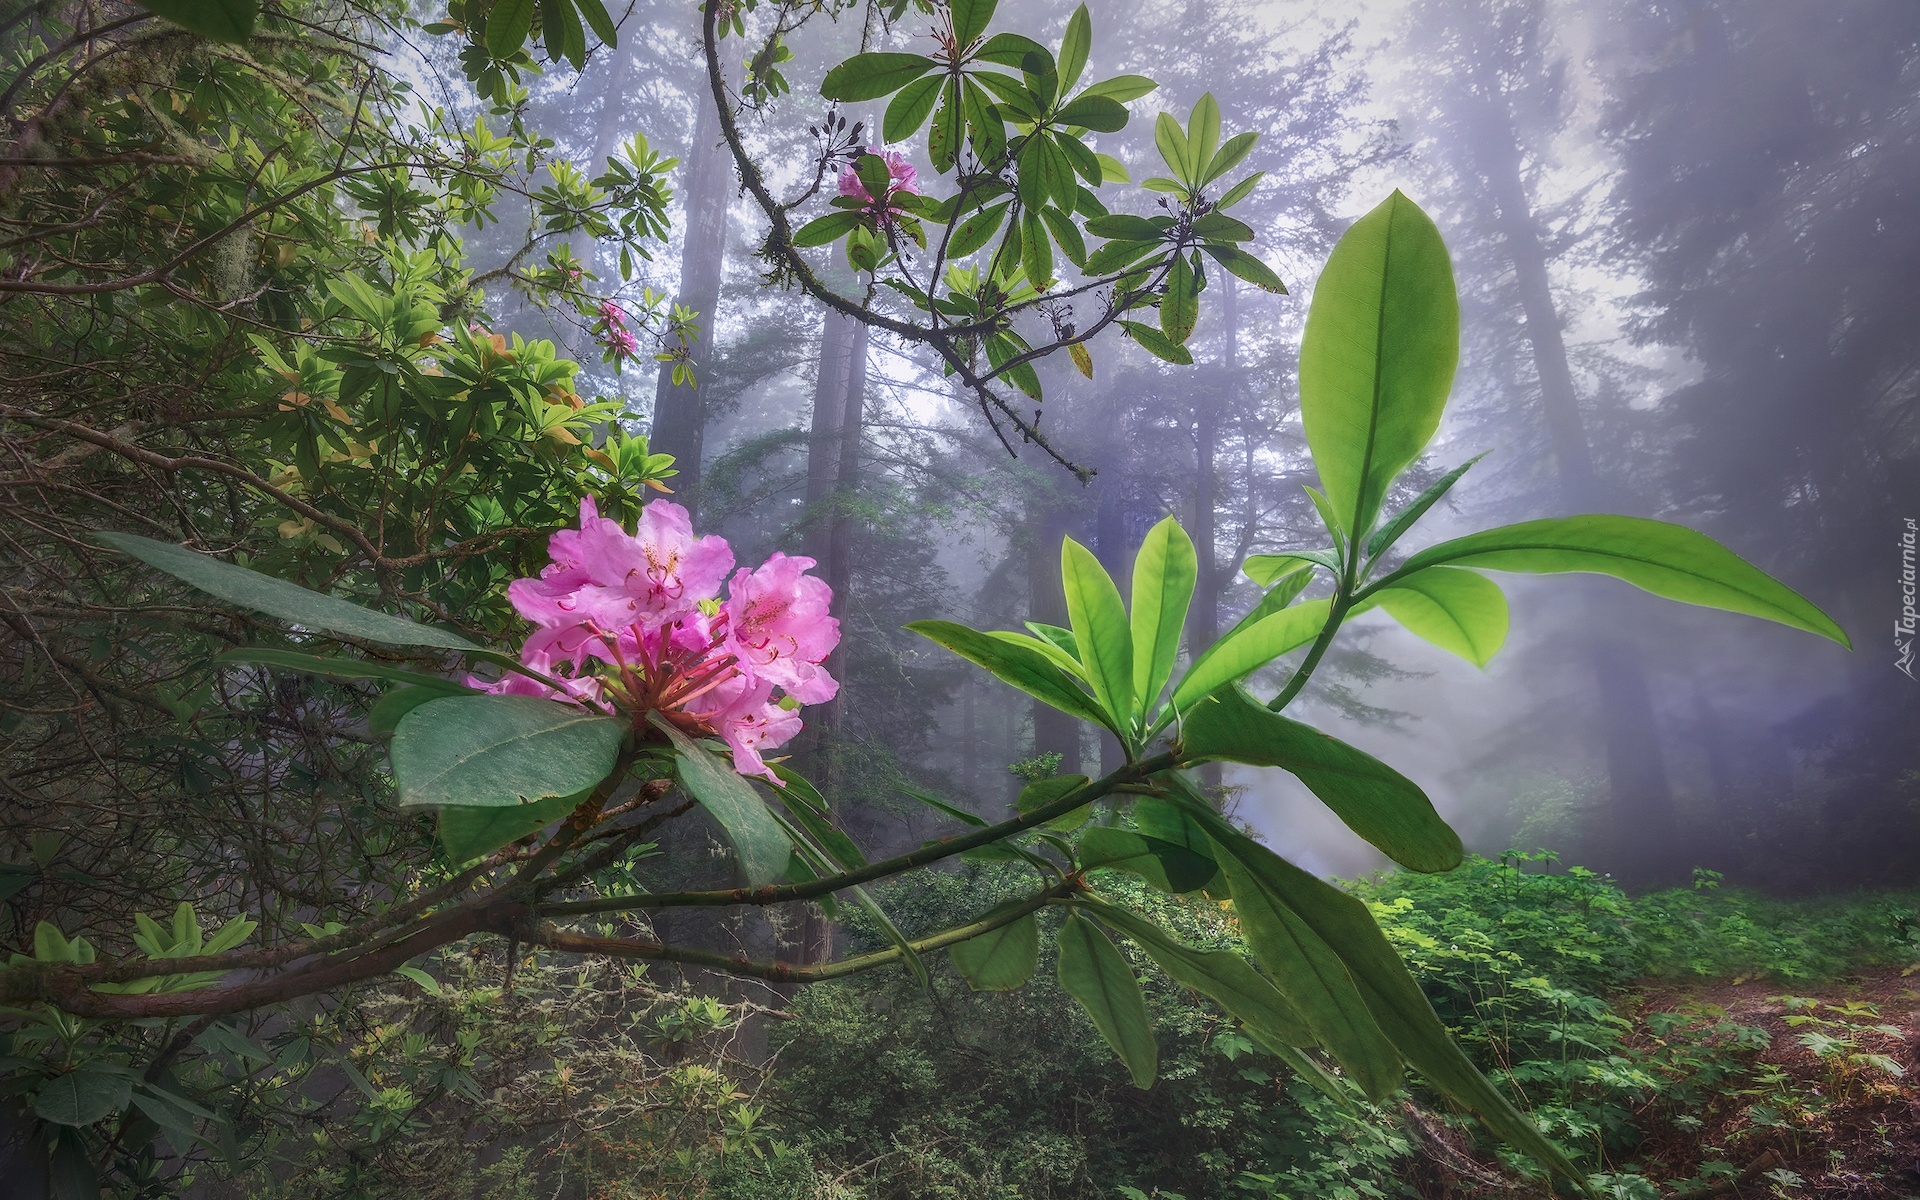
[605,325,639,359]
[599,299,628,325]
[837,147,919,216]
[724,552,839,705]
[476,498,839,781]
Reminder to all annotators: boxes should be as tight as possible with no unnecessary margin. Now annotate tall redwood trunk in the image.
[650,83,731,518]
[1466,90,1681,884]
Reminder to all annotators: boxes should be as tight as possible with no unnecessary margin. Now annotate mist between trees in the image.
[2,0,1917,1195]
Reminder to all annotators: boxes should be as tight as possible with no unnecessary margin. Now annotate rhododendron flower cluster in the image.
[597,299,638,360]
[476,498,839,781]
[837,147,919,218]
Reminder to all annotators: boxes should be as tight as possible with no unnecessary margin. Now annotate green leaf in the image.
[1182,687,1463,873]
[1242,549,1341,586]
[1304,484,1348,543]
[947,200,1010,258]
[218,648,470,693]
[974,31,1048,67]
[486,0,536,58]
[1055,94,1128,132]
[1199,244,1286,294]
[950,0,996,47]
[575,0,616,45]
[1198,819,1404,1099]
[898,783,989,827]
[1037,204,1087,268]
[962,77,1006,166]
[1216,171,1262,209]
[1077,827,1216,893]
[1017,773,1092,831]
[1056,3,1091,93]
[1153,111,1190,187]
[1198,812,1589,1186]
[1186,93,1221,180]
[1056,912,1158,1088]
[135,0,256,42]
[390,695,625,809]
[1161,251,1198,344]
[1129,516,1196,715]
[1384,515,1851,647]
[1083,900,1313,1048]
[908,620,1114,734]
[1367,567,1508,668]
[1364,453,1487,560]
[1120,319,1192,365]
[97,533,484,654]
[989,629,1086,679]
[1060,537,1134,734]
[1020,209,1054,289]
[439,791,583,861]
[1167,599,1331,715]
[1201,130,1258,187]
[792,211,861,248]
[1298,190,1459,542]
[821,52,938,101]
[1085,214,1166,241]
[35,1068,131,1126]
[649,715,792,888]
[929,79,963,173]
[884,73,946,142]
[540,0,586,69]
[1079,74,1157,102]
[1094,152,1130,183]
[949,911,1040,990]
[369,685,459,737]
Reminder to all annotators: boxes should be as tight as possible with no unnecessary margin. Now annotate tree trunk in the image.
[1029,508,1084,776]
[1467,91,1681,884]
[649,83,731,519]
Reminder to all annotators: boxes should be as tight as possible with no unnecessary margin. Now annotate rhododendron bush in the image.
[18,187,1852,1195]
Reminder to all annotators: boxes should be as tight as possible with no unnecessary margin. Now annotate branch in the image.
[535,879,1071,982]
[540,751,1177,915]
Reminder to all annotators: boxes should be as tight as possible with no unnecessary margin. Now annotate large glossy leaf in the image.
[218,648,470,692]
[1078,826,1217,893]
[1083,901,1313,1049]
[1242,549,1341,585]
[1368,567,1508,668]
[1209,836,1403,1099]
[391,695,623,810]
[1167,599,1331,715]
[1199,244,1286,294]
[1056,912,1158,1088]
[1060,539,1134,732]
[98,533,483,654]
[949,910,1040,990]
[650,716,792,888]
[1203,816,1589,1188]
[1364,453,1486,560]
[1384,515,1851,646]
[1055,3,1091,92]
[1298,190,1458,541]
[820,52,938,102]
[439,792,583,861]
[136,0,256,41]
[1129,517,1196,716]
[486,0,535,57]
[908,620,1114,733]
[35,1068,131,1126]
[1182,686,1462,873]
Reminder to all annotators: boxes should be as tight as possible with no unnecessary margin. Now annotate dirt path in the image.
[1620,970,1920,1198]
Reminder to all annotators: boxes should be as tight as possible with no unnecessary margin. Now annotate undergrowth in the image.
[710,855,1919,1200]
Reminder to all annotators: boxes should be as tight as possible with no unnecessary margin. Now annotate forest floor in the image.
[1619,969,1920,1199]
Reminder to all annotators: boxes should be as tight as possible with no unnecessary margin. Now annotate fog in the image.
[494,0,1920,893]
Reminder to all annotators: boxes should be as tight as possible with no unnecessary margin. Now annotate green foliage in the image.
[391,695,627,809]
